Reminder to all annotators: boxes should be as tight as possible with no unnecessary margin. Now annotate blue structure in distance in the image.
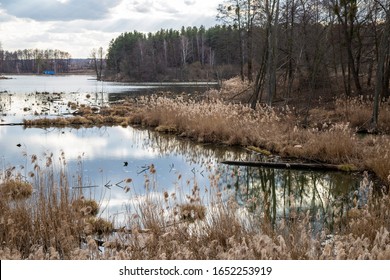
[43,70,55,75]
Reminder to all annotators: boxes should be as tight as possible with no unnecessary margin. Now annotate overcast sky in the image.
[0,0,222,58]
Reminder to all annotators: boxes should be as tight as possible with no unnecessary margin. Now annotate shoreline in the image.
[21,94,390,187]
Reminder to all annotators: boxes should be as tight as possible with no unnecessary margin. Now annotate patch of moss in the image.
[247,146,272,156]
[337,164,358,172]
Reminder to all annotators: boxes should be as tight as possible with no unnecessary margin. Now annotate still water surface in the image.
[0,75,362,229]
[0,74,217,95]
[0,75,217,123]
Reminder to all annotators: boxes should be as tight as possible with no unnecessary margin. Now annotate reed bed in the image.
[125,95,389,184]
[23,88,390,184]
[1,159,389,260]
[13,78,390,259]
[0,154,113,260]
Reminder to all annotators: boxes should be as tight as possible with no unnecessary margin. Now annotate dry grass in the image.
[0,158,389,259]
[123,94,388,184]
[312,96,390,133]
[179,203,207,222]
[207,76,253,102]
[0,154,113,260]
[92,171,390,259]
[0,180,33,200]
[72,198,100,217]
[363,137,390,185]
[2,78,389,259]
[22,83,390,184]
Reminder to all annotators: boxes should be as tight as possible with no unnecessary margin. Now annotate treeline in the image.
[106,26,244,82]
[106,0,390,106]
[0,48,71,74]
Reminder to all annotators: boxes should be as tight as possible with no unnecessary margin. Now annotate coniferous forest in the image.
[2,0,390,106]
[104,0,390,107]
[105,26,243,82]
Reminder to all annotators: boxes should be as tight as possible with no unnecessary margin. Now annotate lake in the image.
[0,74,218,123]
[0,74,218,95]
[0,74,362,229]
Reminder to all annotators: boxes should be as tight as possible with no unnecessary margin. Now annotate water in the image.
[219,165,360,232]
[0,74,218,123]
[1,125,360,229]
[0,125,247,223]
[0,74,218,95]
[0,74,362,230]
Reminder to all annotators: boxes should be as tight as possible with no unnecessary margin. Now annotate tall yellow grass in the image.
[0,154,113,259]
[10,78,390,259]
[23,89,390,184]
[1,158,389,259]
[125,95,388,184]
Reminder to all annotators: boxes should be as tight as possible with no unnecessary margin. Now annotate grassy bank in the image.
[136,96,390,183]
[23,83,390,184]
[2,77,388,260]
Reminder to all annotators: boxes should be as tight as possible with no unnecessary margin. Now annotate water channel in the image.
[0,75,362,230]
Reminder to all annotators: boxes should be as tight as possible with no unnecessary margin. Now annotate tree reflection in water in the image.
[126,129,363,234]
[218,165,361,233]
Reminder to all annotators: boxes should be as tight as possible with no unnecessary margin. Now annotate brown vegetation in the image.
[13,77,390,259]
[1,161,389,259]
[23,78,390,185]
[0,180,33,201]
[0,154,113,259]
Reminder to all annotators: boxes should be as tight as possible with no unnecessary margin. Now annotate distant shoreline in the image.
[0,70,96,77]
[0,73,220,84]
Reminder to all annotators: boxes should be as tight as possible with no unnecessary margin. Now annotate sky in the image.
[0,0,222,58]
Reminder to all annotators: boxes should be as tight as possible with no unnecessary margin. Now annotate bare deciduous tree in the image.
[91,47,104,81]
[372,0,390,130]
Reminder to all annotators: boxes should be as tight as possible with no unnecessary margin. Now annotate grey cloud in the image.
[133,0,152,13]
[156,3,179,14]
[0,7,16,22]
[184,0,196,5]
[48,18,133,34]
[130,0,179,15]
[135,5,151,13]
[0,0,122,21]
[148,13,218,31]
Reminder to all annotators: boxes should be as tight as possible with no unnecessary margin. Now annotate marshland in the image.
[2,0,390,260]
[0,74,389,260]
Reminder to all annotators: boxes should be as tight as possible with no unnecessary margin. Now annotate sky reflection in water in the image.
[0,124,247,223]
[0,75,362,229]
[0,75,217,123]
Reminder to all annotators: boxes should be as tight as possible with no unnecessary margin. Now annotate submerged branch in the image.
[0,122,24,126]
[221,160,358,172]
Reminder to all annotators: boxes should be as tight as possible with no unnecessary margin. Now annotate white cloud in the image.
[26,133,107,160]
[0,0,221,58]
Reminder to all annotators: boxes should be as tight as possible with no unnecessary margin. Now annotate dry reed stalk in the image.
[0,154,113,260]
[22,91,390,184]
[1,166,390,259]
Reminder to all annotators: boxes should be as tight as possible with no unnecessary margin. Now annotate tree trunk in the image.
[372,6,390,129]
[251,46,267,109]
[247,26,253,83]
[266,0,280,105]
[247,0,253,83]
